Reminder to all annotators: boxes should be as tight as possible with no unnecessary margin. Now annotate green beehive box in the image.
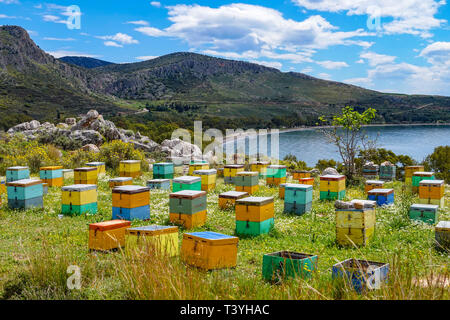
[172,176,201,192]
[266,165,287,178]
[320,190,346,200]
[409,204,439,225]
[285,184,313,205]
[235,172,259,187]
[62,202,98,216]
[235,218,274,236]
[412,172,435,187]
[262,251,318,282]
[153,163,174,179]
[169,191,207,214]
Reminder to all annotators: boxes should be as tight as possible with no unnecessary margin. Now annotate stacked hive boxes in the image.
[125,225,179,257]
[62,185,98,215]
[266,165,287,186]
[412,171,435,193]
[235,197,274,236]
[172,176,201,192]
[435,221,450,250]
[419,180,445,208]
[40,166,63,187]
[251,161,270,178]
[320,175,346,200]
[153,163,174,179]
[7,179,44,209]
[235,171,259,194]
[368,188,395,206]
[224,165,245,184]
[181,232,238,270]
[404,165,424,186]
[218,191,249,209]
[284,184,313,216]
[169,190,207,229]
[88,220,131,252]
[109,177,133,188]
[362,162,379,179]
[299,177,314,186]
[74,167,98,185]
[112,186,150,221]
[409,204,439,225]
[6,166,30,183]
[379,162,396,181]
[292,170,311,181]
[86,162,106,175]
[262,251,318,282]
[193,169,217,192]
[365,180,384,193]
[147,179,171,190]
[188,162,209,176]
[335,200,376,246]
[120,160,141,178]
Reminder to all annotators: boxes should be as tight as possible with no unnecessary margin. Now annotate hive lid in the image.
[193,169,217,175]
[170,190,206,199]
[173,176,201,184]
[410,204,439,210]
[413,171,434,176]
[112,185,150,194]
[419,180,444,185]
[40,166,63,171]
[7,179,42,187]
[236,196,274,206]
[366,180,384,184]
[368,188,394,195]
[268,165,286,169]
[191,162,209,166]
[62,184,97,192]
[89,220,131,231]
[219,191,249,199]
[126,225,178,236]
[184,231,238,245]
[321,174,345,180]
[436,221,450,231]
[285,183,313,191]
[75,167,97,172]
[62,169,73,173]
[7,166,29,171]
[110,177,133,182]
[237,171,258,177]
[86,162,105,166]
[121,160,141,164]
[147,179,171,183]
[224,164,245,169]
[154,162,174,166]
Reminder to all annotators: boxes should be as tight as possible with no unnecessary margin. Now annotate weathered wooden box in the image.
[7,179,44,209]
[188,162,209,175]
[125,225,179,257]
[224,165,245,184]
[262,251,318,282]
[368,188,394,206]
[74,167,98,185]
[251,162,270,178]
[169,190,207,229]
[147,179,171,190]
[119,160,141,178]
[39,166,63,187]
[193,169,217,191]
[336,205,376,246]
[153,162,174,179]
[235,197,274,236]
[109,177,133,188]
[320,175,346,200]
[292,170,311,180]
[409,204,439,225]
[89,220,131,251]
[86,162,106,175]
[364,180,385,193]
[435,221,450,250]
[299,177,314,186]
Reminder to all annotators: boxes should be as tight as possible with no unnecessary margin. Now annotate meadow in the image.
[0,168,448,300]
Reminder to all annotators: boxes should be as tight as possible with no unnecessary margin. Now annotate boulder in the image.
[131,141,161,153]
[65,118,77,126]
[161,139,202,159]
[81,144,100,153]
[70,130,104,146]
[322,167,339,176]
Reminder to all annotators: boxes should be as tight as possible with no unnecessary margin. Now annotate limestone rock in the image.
[81,144,100,153]
[322,167,339,176]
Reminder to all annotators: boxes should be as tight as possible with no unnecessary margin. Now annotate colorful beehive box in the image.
[251,161,270,178]
[404,165,424,185]
[125,225,179,257]
[409,204,439,225]
[172,176,201,192]
[88,220,131,252]
[74,167,98,185]
[379,163,396,181]
[219,191,249,209]
[7,179,43,210]
[112,185,150,221]
[193,169,217,192]
[153,162,174,179]
[435,221,450,250]
[320,175,346,200]
[279,183,286,199]
[335,201,376,247]
[235,197,274,236]
[419,180,445,208]
[266,165,287,186]
[147,179,171,190]
[224,164,245,184]
[299,177,314,186]
[86,162,106,175]
[332,258,389,293]
[235,171,259,194]
[284,184,313,216]
[368,188,394,206]
[189,162,209,176]
[39,166,63,187]
[42,183,48,195]
[119,160,141,178]
[363,163,379,179]
[292,170,311,180]
[6,166,30,183]
[364,180,385,193]
[109,177,133,188]
[190,159,208,165]
[181,231,238,270]
[169,190,207,229]
[262,251,318,283]
[412,171,435,193]
[62,184,97,215]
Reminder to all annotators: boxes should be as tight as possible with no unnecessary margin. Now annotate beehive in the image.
[109,177,133,188]
[169,190,207,229]
[86,162,106,175]
[218,191,249,209]
[188,162,209,175]
[224,164,245,184]
[88,220,131,251]
[172,176,201,192]
[335,201,376,246]
[266,165,287,186]
[119,160,141,178]
[7,179,43,209]
[262,251,318,282]
[62,184,97,215]
[368,188,394,206]
[364,180,385,193]
[235,171,259,194]
[412,172,435,193]
[299,177,314,186]
[125,225,179,257]
[181,232,238,270]
[284,184,313,216]
[6,166,30,183]
[379,163,396,181]
[147,179,171,190]
[39,166,63,187]
[419,180,445,208]
[409,204,439,225]
[43,183,48,195]
[362,163,379,179]
[112,186,150,221]
[404,165,424,185]
[74,167,98,185]
[251,161,270,178]
[332,259,389,293]
[292,170,311,180]
[279,183,286,199]
[235,197,274,236]
[193,169,217,192]
[435,221,450,250]
[153,162,174,179]
[320,175,346,200]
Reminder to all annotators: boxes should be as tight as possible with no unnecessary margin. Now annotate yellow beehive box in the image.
[74,167,98,184]
[125,225,179,257]
[86,162,106,175]
[299,178,314,186]
[112,186,150,209]
[405,165,424,180]
[62,185,97,206]
[109,177,133,188]
[89,220,131,251]
[365,180,385,193]
[250,162,269,175]
[193,169,217,191]
[181,232,239,270]
[419,180,445,200]
[292,171,311,180]
[189,163,210,175]
[218,191,249,209]
[235,197,274,223]
[120,160,141,178]
[169,210,207,229]
[236,185,259,195]
[224,164,245,177]
[320,175,346,192]
[266,177,287,186]
[419,197,445,208]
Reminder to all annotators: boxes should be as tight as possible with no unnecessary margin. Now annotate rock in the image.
[86,109,99,120]
[7,120,41,133]
[70,130,104,146]
[57,123,69,129]
[335,200,354,209]
[310,169,320,177]
[65,118,77,126]
[381,161,394,166]
[161,139,202,159]
[131,141,161,153]
[81,144,100,153]
[322,167,339,176]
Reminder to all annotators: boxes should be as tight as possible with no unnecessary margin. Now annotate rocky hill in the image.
[59,56,114,69]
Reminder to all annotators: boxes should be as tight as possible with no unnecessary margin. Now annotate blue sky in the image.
[1,0,450,96]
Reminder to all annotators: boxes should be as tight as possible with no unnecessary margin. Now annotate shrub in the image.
[98,140,148,173]
[315,159,337,172]
[424,146,450,182]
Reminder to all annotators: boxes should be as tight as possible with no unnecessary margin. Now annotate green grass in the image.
[0,171,448,300]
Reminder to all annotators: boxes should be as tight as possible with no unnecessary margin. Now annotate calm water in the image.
[223,125,450,166]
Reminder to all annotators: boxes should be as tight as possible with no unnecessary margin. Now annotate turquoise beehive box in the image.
[6,166,30,183]
[7,179,44,209]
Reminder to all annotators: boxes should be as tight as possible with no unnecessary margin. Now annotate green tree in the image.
[424,146,450,182]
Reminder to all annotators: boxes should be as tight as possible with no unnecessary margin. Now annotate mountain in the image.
[59,56,114,69]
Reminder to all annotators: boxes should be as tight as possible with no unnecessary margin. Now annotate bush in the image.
[315,159,337,172]
[424,146,450,182]
[98,140,148,174]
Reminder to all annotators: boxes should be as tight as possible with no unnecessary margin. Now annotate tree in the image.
[319,106,377,180]
[424,146,450,182]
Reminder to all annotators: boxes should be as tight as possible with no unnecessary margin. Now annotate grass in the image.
[0,171,448,300]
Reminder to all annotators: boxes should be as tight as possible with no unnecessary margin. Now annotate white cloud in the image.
[135,26,166,37]
[43,37,76,41]
[360,51,397,66]
[0,0,19,4]
[126,20,149,26]
[343,77,374,87]
[97,33,139,45]
[301,66,313,73]
[136,55,159,60]
[150,1,161,8]
[46,50,100,59]
[419,41,450,65]
[317,72,332,80]
[43,14,66,24]
[316,60,349,69]
[0,14,16,18]
[249,60,283,69]
[104,41,123,48]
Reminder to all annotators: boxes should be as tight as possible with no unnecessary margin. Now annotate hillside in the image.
[59,56,114,69]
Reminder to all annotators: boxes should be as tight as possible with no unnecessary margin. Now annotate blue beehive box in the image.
[284,184,313,215]
[112,205,151,221]
[147,179,171,190]
[7,179,44,209]
[153,163,174,179]
[368,188,394,206]
[6,166,30,183]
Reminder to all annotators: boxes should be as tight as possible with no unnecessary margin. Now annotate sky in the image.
[1,0,450,96]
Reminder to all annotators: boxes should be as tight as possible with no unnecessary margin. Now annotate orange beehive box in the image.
[419,180,445,199]
[292,171,311,180]
[365,180,385,193]
[299,178,314,186]
[89,220,131,251]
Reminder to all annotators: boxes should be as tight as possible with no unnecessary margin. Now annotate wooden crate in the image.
[364,180,385,193]
[112,186,150,221]
[320,175,346,200]
[262,251,318,282]
[379,165,396,181]
[147,179,171,190]
[235,197,274,236]
[153,162,174,179]
[188,163,209,175]
[284,184,313,216]
[181,232,238,270]
[336,205,376,246]
[419,180,445,200]
[89,220,131,251]
[412,171,435,188]
[218,191,249,209]
[172,176,201,192]
[7,179,43,209]
[405,165,424,180]
[224,165,245,184]
[250,162,270,178]
[86,162,106,175]
[169,190,207,215]
[74,167,98,185]
[62,184,98,215]
[435,221,450,250]
[125,225,179,257]
[409,204,439,225]
[109,177,133,188]
[368,188,394,206]
[6,166,30,183]
[169,210,207,229]
[39,166,63,187]
[120,160,141,178]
